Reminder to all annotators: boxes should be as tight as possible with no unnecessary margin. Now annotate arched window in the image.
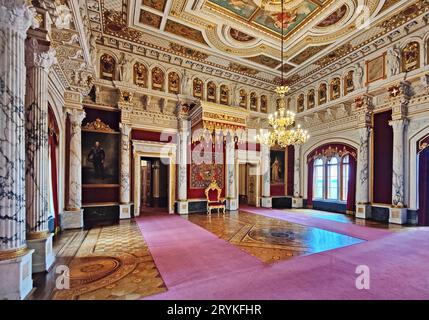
[341,155,350,201]
[326,157,339,200]
[313,158,324,199]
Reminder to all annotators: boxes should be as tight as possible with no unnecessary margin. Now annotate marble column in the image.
[355,126,372,219]
[176,118,189,214]
[388,119,408,224]
[226,134,238,211]
[62,108,85,229]
[0,0,36,300]
[292,145,303,208]
[260,143,272,208]
[119,123,132,219]
[24,38,56,273]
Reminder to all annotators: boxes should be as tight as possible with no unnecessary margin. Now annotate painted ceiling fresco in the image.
[206,0,320,36]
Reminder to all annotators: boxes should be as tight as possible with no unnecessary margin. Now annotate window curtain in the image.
[346,155,357,213]
[419,147,429,226]
[49,132,59,231]
[307,159,314,208]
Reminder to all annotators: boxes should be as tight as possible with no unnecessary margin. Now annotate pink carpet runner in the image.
[136,210,429,300]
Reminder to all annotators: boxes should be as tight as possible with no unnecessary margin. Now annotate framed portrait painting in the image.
[270,150,285,185]
[82,131,120,185]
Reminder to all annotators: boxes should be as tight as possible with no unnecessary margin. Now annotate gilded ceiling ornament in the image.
[169,43,209,60]
[229,62,259,76]
[103,10,143,42]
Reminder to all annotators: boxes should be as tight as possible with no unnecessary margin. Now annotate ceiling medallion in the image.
[257,0,309,148]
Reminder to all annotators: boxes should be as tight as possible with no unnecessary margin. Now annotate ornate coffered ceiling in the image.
[84,0,415,86]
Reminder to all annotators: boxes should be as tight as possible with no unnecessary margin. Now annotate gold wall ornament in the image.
[330,77,341,100]
[344,70,354,94]
[133,62,148,88]
[119,90,134,103]
[402,42,420,72]
[318,83,327,105]
[100,54,116,81]
[260,95,268,113]
[239,89,247,108]
[151,67,165,91]
[82,118,115,132]
[250,92,258,111]
[297,94,304,113]
[168,72,180,94]
[220,85,229,105]
[307,89,315,109]
[207,81,217,102]
[193,78,203,98]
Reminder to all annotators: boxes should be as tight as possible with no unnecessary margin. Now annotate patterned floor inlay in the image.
[51,220,166,300]
[187,211,364,264]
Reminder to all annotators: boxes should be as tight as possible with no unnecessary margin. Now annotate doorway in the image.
[238,163,259,207]
[139,157,169,215]
[418,147,429,226]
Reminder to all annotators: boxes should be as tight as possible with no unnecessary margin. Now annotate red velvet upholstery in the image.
[207,189,219,202]
[205,180,225,214]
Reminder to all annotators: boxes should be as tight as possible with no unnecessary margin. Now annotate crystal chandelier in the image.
[256,0,309,147]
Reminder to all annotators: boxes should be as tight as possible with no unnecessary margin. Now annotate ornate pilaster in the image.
[24,37,57,273]
[260,144,272,208]
[176,103,190,214]
[355,94,373,219]
[389,119,407,207]
[62,106,85,229]
[0,0,37,300]
[119,123,132,219]
[386,81,410,224]
[292,145,303,208]
[225,134,238,211]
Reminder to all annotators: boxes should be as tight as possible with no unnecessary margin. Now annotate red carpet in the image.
[136,210,429,300]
